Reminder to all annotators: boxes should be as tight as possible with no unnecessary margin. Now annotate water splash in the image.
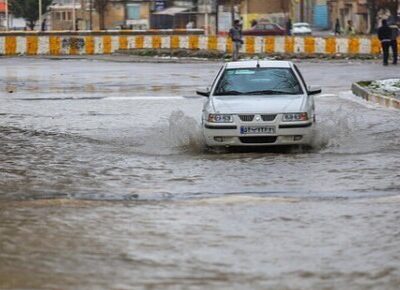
[168,110,206,153]
[311,105,356,150]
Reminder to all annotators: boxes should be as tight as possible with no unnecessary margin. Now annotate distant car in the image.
[292,22,312,36]
[242,22,285,36]
[197,60,321,147]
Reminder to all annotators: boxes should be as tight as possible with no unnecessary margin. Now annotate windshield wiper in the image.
[214,90,243,96]
[245,90,298,95]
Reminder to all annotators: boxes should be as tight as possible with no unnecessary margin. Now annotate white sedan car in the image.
[197,60,321,147]
[292,22,312,36]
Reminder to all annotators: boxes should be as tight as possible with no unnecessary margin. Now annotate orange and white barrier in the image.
[0,33,397,56]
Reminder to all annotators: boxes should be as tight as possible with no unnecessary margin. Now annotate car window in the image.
[293,64,307,91]
[210,65,225,91]
[265,24,275,30]
[214,68,303,96]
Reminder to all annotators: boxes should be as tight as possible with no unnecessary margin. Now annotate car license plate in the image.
[240,126,275,135]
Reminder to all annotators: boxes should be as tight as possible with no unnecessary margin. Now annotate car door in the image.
[264,24,276,35]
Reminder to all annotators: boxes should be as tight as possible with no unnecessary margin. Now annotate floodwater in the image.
[0,57,399,290]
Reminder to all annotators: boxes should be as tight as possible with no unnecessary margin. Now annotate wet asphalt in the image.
[0,56,399,290]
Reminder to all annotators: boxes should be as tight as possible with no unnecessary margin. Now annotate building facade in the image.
[327,0,369,33]
[0,1,6,29]
[49,0,82,30]
[216,0,330,33]
[102,0,152,30]
[240,0,290,29]
[48,0,152,30]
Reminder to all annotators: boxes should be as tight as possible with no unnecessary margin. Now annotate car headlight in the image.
[282,112,309,122]
[207,114,233,123]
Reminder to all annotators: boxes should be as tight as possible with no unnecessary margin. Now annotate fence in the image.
[0,31,394,56]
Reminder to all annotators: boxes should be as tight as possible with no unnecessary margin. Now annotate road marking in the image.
[104,96,200,101]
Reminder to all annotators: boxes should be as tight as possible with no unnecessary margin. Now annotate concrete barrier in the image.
[0,31,397,57]
[352,82,400,110]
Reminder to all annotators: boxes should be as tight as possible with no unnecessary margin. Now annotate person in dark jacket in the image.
[41,19,47,31]
[389,22,399,65]
[378,19,392,66]
[229,20,243,61]
[286,18,292,35]
[334,18,341,35]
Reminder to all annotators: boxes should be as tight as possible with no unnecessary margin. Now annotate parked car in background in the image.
[243,22,285,36]
[197,60,321,148]
[292,22,312,36]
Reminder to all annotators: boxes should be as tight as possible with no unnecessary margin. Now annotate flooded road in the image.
[0,57,400,289]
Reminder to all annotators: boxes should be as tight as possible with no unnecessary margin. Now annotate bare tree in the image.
[9,0,52,30]
[386,0,399,19]
[367,0,399,33]
[94,0,110,30]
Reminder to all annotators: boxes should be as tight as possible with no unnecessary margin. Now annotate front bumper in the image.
[203,122,314,147]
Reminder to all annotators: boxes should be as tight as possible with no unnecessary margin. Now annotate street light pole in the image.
[230,0,234,27]
[5,0,9,31]
[89,0,93,30]
[204,0,209,36]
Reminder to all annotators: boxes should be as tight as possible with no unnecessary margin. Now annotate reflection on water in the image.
[1,198,400,290]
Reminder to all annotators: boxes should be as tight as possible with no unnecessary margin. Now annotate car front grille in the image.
[239,115,254,122]
[261,114,277,121]
[239,136,278,144]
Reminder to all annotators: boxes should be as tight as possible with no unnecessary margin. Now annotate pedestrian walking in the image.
[229,20,243,61]
[345,20,355,35]
[286,18,292,36]
[41,19,47,32]
[378,19,392,66]
[334,18,341,35]
[389,22,399,65]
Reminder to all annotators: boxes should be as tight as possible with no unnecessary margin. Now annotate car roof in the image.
[293,22,310,26]
[225,60,292,69]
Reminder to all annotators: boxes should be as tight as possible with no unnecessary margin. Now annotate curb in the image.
[116,48,380,61]
[351,82,400,110]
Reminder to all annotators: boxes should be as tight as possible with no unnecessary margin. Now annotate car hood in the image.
[211,95,307,114]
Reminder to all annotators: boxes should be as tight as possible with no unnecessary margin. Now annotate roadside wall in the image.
[0,31,396,56]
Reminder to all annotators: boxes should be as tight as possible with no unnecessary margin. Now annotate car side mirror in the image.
[196,88,210,97]
[307,85,322,95]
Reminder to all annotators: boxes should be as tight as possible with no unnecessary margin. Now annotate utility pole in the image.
[230,0,234,26]
[72,0,76,30]
[89,0,93,30]
[300,0,304,22]
[5,0,9,31]
[39,0,42,31]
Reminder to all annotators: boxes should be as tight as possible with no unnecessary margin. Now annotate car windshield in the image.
[214,68,303,96]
